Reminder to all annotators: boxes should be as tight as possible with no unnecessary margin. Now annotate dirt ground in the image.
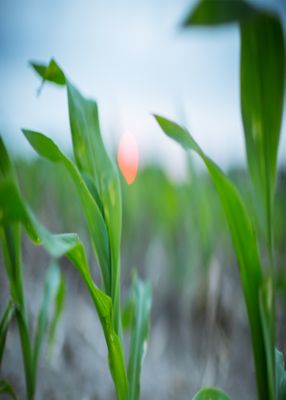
[1,236,271,400]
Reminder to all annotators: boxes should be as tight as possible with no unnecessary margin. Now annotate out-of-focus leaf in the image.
[33,262,62,374]
[30,59,66,86]
[0,180,39,242]
[276,349,286,400]
[128,274,151,400]
[48,271,65,354]
[22,130,110,293]
[121,294,134,332]
[0,380,18,399]
[259,277,275,400]
[0,300,15,363]
[0,137,16,181]
[154,115,268,399]
[192,387,231,400]
[0,179,128,400]
[183,0,256,26]
[0,139,35,399]
[240,12,285,254]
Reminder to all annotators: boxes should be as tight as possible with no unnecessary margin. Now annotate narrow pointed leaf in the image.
[0,139,35,399]
[155,115,268,399]
[66,81,122,332]
[128,275,151,400]
[30,59,66,86]
[47,271,65,354]
[30,61,123,333]
[22,129,111,293]
[259,277,275,400]
[33,262,62,374]
[0,300,15,363]
[0,137,16,180]
[240,12,285,253]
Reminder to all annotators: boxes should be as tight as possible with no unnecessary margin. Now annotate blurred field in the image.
[1,156,286,399]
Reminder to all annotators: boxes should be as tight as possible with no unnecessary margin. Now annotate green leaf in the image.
[0,137,16,181]
[0,139,35,399]
[259,276,275,400]
[154,115,268,399]
[0,180,39,242]
[30,60,123,333]
[0,380,18,400]
[121,294,134,332]
[0,179,129,400]
[240,12,285,256]
[0,300,15,363]
[22,129,111,293]
[66,81,122,333]
[33,262,62,375]
[128,274,151,400]
[30,59,66,86]
[183,0,256,26]
[47,271,65,355]
[275,349,286,400]
[192,387,231,400]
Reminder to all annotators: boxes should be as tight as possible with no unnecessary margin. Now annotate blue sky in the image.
[0,0,285,177]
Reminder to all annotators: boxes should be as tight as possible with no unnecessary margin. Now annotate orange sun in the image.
[117,132,139,185]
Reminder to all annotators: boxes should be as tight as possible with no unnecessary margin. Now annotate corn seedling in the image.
[0,59,152,400]
[0,138,65,400]
[155,0,286,399]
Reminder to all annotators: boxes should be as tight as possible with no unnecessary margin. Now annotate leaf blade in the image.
[183,0,256,26]
[240,12,285,253]
[0,179,129,400]
[0,300,15,363]
[155,115,268,399]
[22,129,111,293]
[127,275,152,400]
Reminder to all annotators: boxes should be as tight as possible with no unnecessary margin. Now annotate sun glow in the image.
[117,132,139,185]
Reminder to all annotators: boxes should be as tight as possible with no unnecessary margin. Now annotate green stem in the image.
[2,225,35,400]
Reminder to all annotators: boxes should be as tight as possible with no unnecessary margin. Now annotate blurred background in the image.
[1,0,286,399]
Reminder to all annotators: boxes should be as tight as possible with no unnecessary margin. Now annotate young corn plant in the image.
[0,138,65,400]
[17,59,151,400]
[155,0,285,399]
